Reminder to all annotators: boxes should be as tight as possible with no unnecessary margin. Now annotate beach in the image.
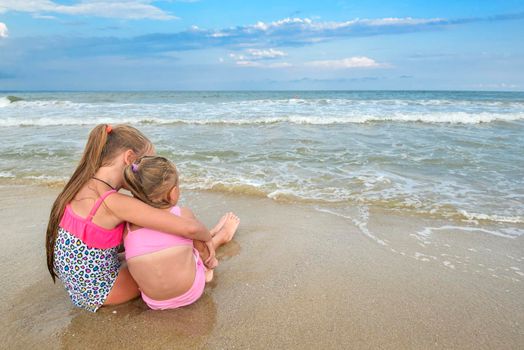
[2,0,524,344]
[1,184,523,349]
[1,90,523,349]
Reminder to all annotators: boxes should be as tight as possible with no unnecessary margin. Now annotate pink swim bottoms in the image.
[141,248,206,310]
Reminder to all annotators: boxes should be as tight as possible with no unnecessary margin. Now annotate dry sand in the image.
[1,184,523,349]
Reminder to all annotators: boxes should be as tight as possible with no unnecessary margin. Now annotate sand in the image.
[1,184,523,349]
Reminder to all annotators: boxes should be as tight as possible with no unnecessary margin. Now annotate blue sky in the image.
[0,0,523,90]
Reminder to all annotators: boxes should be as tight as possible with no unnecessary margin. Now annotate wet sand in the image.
[1,184,523,349]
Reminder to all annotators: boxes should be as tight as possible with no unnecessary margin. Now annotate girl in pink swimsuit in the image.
[122,156,240,310]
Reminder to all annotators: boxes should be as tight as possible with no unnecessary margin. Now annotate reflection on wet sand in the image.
[216,239,241,261]
[4,278,72,349]
[61,293,217,349]
[4,276,217,349]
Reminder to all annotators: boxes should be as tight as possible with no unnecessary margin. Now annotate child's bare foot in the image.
[213,212,240,247]
[210,213,229,237]
[205,269,214,283]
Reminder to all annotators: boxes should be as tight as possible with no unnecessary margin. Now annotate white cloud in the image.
[236,60,292,68]
[229,48,288,66]
[268,62,292,68]
[245,16,443,32]
[0,0,176,20]
[246,48,286,59]
[235,60,258,66]
[233,55,382,69]
[305,57,382,69]
[209,31,229,37]
[32,14,57,20]
[229,53,246,60]
[474,83,519,89]
[249,17,313,31]
[0,22,7,38]
[364,17,444,26]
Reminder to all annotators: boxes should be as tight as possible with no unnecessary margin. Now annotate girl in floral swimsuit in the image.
[46,124,216,312]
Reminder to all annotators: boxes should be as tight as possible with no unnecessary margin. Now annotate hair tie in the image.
[106,125,113,134]
[131,163,139,173]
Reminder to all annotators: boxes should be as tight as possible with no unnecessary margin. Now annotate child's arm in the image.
[106,193,212,242]
[194,240,218,269]
[180,207,216,267]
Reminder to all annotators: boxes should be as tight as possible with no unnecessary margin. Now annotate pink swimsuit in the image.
[60,190,124,248]
[123,206,206,310]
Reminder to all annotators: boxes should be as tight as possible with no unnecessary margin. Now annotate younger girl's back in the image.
[124,205,201,302]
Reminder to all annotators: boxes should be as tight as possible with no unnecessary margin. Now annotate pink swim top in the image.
[124,206,193,260]
[59,189,124,249]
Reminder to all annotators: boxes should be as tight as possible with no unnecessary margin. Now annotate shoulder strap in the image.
[87,190,117,221]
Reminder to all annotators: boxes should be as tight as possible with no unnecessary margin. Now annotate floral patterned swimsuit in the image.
[54,190,124,312]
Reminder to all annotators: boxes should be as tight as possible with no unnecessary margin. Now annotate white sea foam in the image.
[459,210,524,224]
[417,225,523,239]
[0,96,11,108]
[443,261,456,269]
[23,174,67,181]
[314,206,388,246]
[413,252,436,262]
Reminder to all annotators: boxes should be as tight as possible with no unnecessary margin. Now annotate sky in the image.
[0,0,523,91]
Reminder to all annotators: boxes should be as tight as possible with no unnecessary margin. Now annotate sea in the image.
[1,90,523,238]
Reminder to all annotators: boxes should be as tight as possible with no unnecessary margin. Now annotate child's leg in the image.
[211,212,240,249]
[195,212,240,262]
[195,212,233,266]
[193,212,240,283]
[103,266,140,306]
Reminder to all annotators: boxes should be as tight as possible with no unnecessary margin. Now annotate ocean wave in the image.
[1,112,523,126]
[148,177,524,224]
[2,94,524,125]
[5,96,524,108]
[2,173,522,225]
[0,95,24,107]
[0,171,15,178]
[181,181,524,225]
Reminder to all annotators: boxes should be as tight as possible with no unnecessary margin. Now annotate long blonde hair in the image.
[46,124,152,281]
[122,156,179,209]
